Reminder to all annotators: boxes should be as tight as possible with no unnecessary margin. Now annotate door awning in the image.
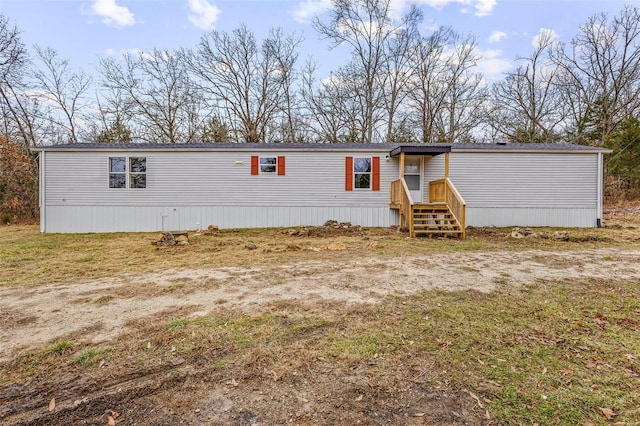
[389,144,451,157]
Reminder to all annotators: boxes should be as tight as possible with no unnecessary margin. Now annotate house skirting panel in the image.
[43,205,400,233]
[465,207,597,228]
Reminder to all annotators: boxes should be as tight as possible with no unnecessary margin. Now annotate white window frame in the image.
[259,156,278,174]
[353,157,372,190]
[108,156,147,189]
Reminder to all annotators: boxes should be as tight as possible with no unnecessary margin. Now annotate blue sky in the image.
[0,0,631,80]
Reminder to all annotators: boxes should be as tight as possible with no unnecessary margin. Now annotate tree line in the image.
[1,1,640,222]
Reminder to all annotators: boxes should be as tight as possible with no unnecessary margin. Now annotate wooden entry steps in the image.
[412,203,463,238]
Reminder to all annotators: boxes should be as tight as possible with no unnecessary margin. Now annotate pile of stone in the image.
[509,227,571,241]
[202,225,219,235]
[323,219,354,228]
[152,231,189,246]
[509,227,536,239]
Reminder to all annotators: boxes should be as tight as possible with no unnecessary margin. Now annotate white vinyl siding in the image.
[448,152,598,208]
[39,146,604,232]
[42,149,397,232]
[423,151,600,228]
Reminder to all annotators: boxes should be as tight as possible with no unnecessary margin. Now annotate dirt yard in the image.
[3,248,640,362]
[1,214,640,425]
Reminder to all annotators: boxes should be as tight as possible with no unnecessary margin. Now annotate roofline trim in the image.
[451,147,613,154]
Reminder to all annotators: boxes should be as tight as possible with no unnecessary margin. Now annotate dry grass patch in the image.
[1,222,636,288]
[1,214,640,425]
[3,278,639,425]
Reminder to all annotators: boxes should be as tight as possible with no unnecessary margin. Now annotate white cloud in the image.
[477,49,512,77]
[292,0,496,24]
[415,0,497,16]
[532,27,558,49]
[187,0,220,30]
[90,0,135,28]
[473,0,496,17]
[488,30,507,43]
[292,0,332,23]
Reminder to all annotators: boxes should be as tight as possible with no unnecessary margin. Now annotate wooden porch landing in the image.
[390,177,466,239]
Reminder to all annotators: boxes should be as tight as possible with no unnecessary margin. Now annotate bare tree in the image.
[302,60,368,142]
[187,25,301,143]
[98,48,203,143]
[264,28,304,142]
[489,29,565,142]
[32,45,92,143]
[406,27,452,142]
[434,32,487,143]
[551,5,640,144]
[314,0,422,143]
[381,14,420,141]
[0,15,38,150]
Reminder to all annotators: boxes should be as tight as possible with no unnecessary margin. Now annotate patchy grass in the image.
[8,278,637,424]
[71,348,114,368]
[1,223,637,288]
[1,216,639,425]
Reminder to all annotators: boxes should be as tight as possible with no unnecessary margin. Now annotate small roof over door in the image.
[389,144,451,157]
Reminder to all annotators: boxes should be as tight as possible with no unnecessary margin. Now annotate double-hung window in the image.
[353,157,372,189]
[260,157,277,173]
[345,156,380,191]
[251,156,286,176]
[109,157,147,189]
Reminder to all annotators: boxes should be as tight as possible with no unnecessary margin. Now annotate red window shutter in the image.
[251,156,259,175]
[277,156,285,176]
[372,156,380,191]
[345,156,353,191]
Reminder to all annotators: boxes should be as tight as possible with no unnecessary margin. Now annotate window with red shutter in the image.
[372,156,380,191]
[345,156,353,191]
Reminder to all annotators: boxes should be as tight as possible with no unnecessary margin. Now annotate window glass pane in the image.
[130,174,146,189]
[354,157,371,173]
[260,157,276,173]
[355,173,370,189]
[405,175,420,191]
[130,157,146,173]
[109,173,126,188]
[109,157,126,173]
[260,157,276,165]
[404,158,420,174]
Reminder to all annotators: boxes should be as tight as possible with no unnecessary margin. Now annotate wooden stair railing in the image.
[426,178,466,239]
[390,178,414,236]
[391,177,467,239]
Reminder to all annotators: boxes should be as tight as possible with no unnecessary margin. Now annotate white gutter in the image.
[39,151,46,233]
[597,151,603,227]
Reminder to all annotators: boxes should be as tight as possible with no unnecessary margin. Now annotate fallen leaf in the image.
[48,398,55,412]
[466,390,484,408]
[599,407,617,420]
[355,395,363,401]
[613,422,627,426]
[560,368,573,375]
[624,354,636,361]
[107,415,115,426]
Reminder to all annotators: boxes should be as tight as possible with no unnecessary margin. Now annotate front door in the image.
[404,156,423,203]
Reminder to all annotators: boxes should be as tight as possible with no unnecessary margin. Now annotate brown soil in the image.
[2,218,640,425]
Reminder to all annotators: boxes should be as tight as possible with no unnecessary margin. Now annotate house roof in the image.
[32,141,611,154]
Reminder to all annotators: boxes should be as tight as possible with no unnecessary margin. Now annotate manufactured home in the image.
[35,142,609,236]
